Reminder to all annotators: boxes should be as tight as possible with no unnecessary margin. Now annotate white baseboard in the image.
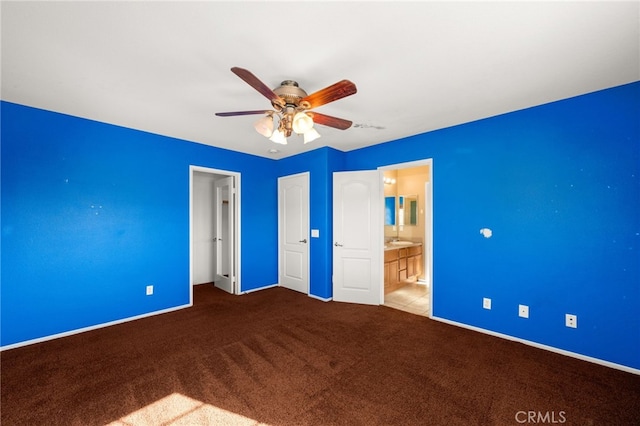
[0,303,192,352]
[430,315,640,375]
[241,283,278,294]
[251,282,333,302]
[309,293,332,302]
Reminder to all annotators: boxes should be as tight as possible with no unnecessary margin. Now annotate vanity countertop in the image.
[384,241,422,251]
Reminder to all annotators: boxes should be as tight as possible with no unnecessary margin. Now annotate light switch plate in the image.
[311,229,320,238]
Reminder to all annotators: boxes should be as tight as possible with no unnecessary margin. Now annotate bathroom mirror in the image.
[399,194,418,226]
[384,196,396,226]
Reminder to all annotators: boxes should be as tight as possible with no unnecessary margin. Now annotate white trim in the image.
[378,158,433,172]
[426,165,434,319]
[431,315,640,375]
[189,165,241,297]
[241,283,279,294]
[309,294,332,302]
[0,304,191,352]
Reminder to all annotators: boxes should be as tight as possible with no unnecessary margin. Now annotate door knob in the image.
[334,242,343,247]
[299,239,307,243]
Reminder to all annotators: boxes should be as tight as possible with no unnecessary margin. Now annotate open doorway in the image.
[189,166,241,302]
[379,159,433,317]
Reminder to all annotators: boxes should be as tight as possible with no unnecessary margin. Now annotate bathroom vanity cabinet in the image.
[406,245,422,278]
[384,244,422,294]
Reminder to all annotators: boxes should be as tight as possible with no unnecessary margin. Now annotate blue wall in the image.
[3,82,639,370]
[344,82,640,370]
[1,102,278,346]
[277,147,346,299]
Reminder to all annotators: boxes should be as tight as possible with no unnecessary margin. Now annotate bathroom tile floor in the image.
[383,282,430,316]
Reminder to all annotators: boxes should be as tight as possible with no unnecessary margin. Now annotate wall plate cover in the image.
[519,304,529,318]
[566,314,577,328]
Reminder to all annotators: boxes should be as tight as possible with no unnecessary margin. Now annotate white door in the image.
[192,173,216,284]
[278,173,310,294]
[214,176,235,294]
[333,170,383,305]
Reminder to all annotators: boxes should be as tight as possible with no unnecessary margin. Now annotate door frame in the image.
[378,158,433,317]
[277,172,310,295]
[189,165,242,302]
[191,171,218,285]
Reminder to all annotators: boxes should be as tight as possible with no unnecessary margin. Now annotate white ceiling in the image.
[2,1,639,159]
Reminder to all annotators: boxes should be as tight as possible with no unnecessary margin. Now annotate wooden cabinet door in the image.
[390,260,399,286]
[384,262,390,288]
[407,256,415,277]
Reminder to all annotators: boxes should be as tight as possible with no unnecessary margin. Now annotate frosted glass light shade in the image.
[292,112,314,134]
[269,129,288,145]
[254,115,274,137]
[303,128,321,144]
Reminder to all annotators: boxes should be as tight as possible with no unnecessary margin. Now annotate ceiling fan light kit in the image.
[292,112,314,134]
[253,113,275,137]
[269,128,288,145]
[303,127,321,144]
[216,67,357,146]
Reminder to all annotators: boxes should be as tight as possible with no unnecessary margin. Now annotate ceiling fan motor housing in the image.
[273,80,308,108]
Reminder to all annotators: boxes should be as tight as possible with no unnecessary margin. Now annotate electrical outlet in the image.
[483,298,492,310]
[146,285,154,296]
[566,314,577,328]
[519,304,529,318]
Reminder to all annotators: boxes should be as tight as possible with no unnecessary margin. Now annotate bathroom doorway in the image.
[378,159,433,317]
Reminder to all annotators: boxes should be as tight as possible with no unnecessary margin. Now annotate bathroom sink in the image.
[389,241,414,246]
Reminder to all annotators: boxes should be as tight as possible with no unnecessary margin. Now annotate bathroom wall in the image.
[383,166,430,243]
[383,170,398,239]
[397,165,430,242]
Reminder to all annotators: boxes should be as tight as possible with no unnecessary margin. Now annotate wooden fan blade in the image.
[231,67,282,105]
[301,80,357,109]
[308,112,353,130]
[215,110,271,117]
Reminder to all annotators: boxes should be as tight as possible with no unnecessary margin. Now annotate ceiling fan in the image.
[215,67,357,145]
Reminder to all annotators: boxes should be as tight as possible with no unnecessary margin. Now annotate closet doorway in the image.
[189,166,241,301]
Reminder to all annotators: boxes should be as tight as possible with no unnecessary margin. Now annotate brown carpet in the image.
[1,284,639,425]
